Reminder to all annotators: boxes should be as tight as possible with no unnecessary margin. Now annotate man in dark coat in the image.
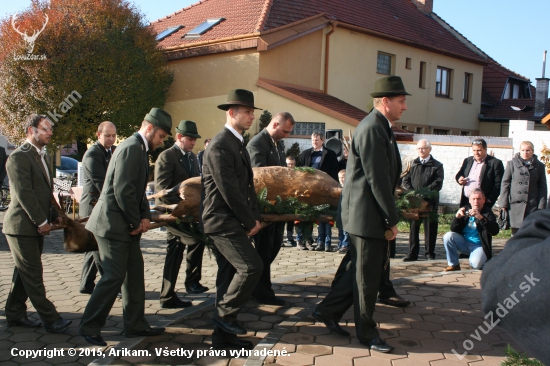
[297,132,339,251]
[155,120,208,309]
[0,145,7,184]
[481,209,550,365]
[443,188,499,271]
[402,139,444,261]
[455,139,504,208]
[3,114,71,333]
[313,76,410,353]
[197,138,211,174]
[247,112,295,306]
[201,89,263,350]
[79,108,172,346]
[79,121,117,294]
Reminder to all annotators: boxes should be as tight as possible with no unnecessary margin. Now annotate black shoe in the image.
[160,297,193,308]
[311,311,350,336]
[378,295,411,307]
[402,255,417,262]
[325,246,334,252]
[314,245,324,251]
[212,318,246,335]
[361,337,394,353]
[212,327,254,350]
[45,317,72,333]
[186,283,209,294]
[129,327,165,337]
[297,244,308,250]
[427,254,436,260]
[7,317,42,328]
[84,335,107,346]
[288,240,297,247]
[80,289,94,295]
[256,296,285,306]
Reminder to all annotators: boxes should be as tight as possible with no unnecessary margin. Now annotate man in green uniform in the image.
[79,108,172,346]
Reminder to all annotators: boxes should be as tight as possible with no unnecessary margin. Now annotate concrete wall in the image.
[327,28,483,134]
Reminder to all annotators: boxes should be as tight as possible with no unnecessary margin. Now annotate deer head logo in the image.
[11,13,49,54]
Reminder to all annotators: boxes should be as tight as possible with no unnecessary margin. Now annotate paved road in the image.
[0,212,521,365]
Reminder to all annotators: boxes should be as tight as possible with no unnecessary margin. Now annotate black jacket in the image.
[299,147,339,181]
[79,142,115,217]
[481,209,550,365]
[450,204,499,261]
[402,155,444,210]
[455,155,504,207]
[246,129,286,168]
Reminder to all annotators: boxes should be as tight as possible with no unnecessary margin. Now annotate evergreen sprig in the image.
[501,345,545,366]
[395,187,439,222]
[256,187,336,220]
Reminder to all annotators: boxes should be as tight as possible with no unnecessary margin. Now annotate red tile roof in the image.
[151,0,485,63]
[482,58,531,105]
[480,98,550,122]
[257,79,413,140]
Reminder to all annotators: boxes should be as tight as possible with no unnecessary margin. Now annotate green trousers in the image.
[5,235,60,324]
[79,234,149,337]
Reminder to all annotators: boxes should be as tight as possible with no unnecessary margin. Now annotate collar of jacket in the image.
[414,155,433,165]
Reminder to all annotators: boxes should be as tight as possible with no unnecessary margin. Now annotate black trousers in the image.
[210,228,263,322]
[408,216,438,258]
[160,226,206,303]
[316,236,396,342]
[80,251,104,293]
[252,222,284,300]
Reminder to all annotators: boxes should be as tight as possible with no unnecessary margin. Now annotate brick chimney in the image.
[412,0,433,13]
[534,77,549,117]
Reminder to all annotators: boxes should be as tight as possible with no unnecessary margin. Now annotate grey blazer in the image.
[341,109,402,238]
[85,134,151,242]
[3,142,58,236]
[201,128,261,234]
[246,129,286,168]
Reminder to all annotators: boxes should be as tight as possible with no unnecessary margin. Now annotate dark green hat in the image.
[370,76,411,98]
[366,98,374,112]
[217,89,263,111]
[144,107,173,135]
[176,120,201,138]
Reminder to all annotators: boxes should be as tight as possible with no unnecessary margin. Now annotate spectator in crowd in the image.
[197,138,211,174]
[4,114,71,333]
[247,111,295,306]
[79,121,117,295]
[336,169,350,254]
[298,131,339,251]
[456,139,504,208]
[498,141,547,235]
[155,120,208,309]
[79,108,171,346]
[285,156,297,247]
[443,188,499,271]
[0,145,7,184]
[481,208,550,365]
[401,139,444,261]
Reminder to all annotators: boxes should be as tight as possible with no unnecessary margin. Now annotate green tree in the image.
[258,110,272,131]
[286,142,301,159]
[0,0,173,159]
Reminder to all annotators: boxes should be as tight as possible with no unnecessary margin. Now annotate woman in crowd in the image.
[498,141,547,234]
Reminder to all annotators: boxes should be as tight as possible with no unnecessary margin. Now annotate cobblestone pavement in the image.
[0,212,521,365]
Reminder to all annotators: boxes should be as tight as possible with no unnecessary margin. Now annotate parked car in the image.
[56,156,78,179]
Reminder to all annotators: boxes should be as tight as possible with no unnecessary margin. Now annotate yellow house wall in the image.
[259,30,323,90]
[166,49,260,103]
[327,29,484,133]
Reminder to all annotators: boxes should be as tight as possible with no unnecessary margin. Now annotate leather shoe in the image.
[7,317,42,328]
[378,295,411,307]
[186,282,209,294]
[361,337,394,353]
[160,297,193,308]
[212,318,247,335]
[127,327,165,338]
[444,264,461,271]
[212,327,254,350]
[45,317,72,333]
[297,244,308,250]
[402,255,417,262]
[314,245,325,251]
[427,254,436,260]
[256,296,285,306]
[311,311,350,336]
[84,335,107,346]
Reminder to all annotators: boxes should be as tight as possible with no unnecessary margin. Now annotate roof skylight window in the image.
[156,25,183,41]
[184,18,224,39]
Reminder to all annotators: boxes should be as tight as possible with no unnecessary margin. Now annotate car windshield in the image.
[57,157,78,170]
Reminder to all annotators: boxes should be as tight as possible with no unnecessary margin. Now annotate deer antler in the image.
[11,13,28,38]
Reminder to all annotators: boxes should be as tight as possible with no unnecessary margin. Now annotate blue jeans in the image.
[338,229,350,249]
[443,232,487,269]
[316,222,332,248]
